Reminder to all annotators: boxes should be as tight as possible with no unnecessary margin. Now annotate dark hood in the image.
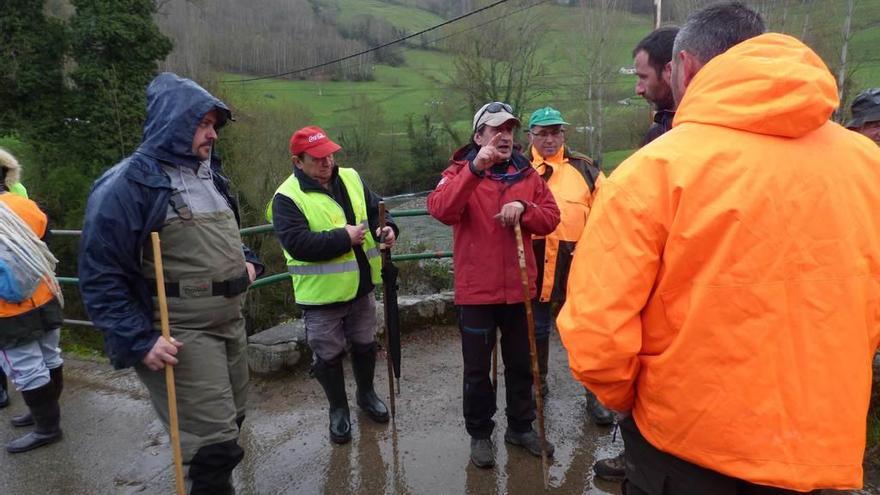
[136,72,232,169]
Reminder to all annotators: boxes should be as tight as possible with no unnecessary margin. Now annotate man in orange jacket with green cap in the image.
[559,2,880,493]
[524,106,611,427]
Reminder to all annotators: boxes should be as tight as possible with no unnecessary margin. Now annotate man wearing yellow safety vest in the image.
[0,148,65,453]
[523,107,612,427]
[268,126,397,445]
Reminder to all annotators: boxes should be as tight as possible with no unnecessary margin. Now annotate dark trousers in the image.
[458,304,535,439]
[620,416,820,495]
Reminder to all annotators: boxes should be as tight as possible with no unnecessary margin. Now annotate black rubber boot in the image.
[312,357,351,444]
[0,370,9,409]
[350,342,389,424]
[6,382,63,453]
[12,366,61,428]
[189,439,244,495]
[536,337,550,398]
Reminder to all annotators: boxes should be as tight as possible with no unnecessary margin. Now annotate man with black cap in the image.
[846,88,880,145]
[267,126,397,445]
[80,72,262,493]
[428,102,560,469]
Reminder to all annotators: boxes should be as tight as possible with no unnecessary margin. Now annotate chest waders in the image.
[135,199,249,492]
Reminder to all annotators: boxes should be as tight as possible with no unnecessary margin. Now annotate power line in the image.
[221,0,513,84]
[298,0,552,80]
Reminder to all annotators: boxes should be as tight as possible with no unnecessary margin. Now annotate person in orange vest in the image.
[0,179,29,410]
[0,148,65,453]
[559,2,880,493]
[523,107,611,428]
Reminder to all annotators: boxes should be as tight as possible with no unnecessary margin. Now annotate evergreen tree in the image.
[0,0,68,159]
[31,0,172,228]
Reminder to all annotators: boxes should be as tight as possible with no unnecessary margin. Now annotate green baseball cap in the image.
[528,106,569,128]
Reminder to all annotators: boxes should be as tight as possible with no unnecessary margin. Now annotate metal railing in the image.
[53,208,452,326]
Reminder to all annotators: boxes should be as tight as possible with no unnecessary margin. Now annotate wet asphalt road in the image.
[0,326,623,494]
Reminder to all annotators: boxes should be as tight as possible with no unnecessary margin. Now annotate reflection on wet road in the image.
[1,326,622,494]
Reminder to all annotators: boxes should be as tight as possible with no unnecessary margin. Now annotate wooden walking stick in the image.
[513,223,550,489]
[150,232,186,495]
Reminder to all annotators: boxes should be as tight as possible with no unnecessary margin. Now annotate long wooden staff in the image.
[513,223,549,489]
[378,202,397,420]
[150,232,186,495]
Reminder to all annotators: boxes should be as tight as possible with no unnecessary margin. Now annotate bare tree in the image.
[571,0,628,158]
[443,1,548,123]
[834,0,854,122]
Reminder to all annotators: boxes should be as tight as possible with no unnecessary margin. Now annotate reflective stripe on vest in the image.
[268,168,382,305]
[287,247,379,275]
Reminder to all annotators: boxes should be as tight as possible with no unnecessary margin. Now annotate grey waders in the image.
[137,174,250,492]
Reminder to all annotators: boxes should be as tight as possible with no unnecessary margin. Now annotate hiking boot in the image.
[504,428,555,458]
[351,342,389,424]
[593,451,626,481]
[586,389,614,426]
[470,438,494,468]
[6,382,63,453]
[312,357,351,445]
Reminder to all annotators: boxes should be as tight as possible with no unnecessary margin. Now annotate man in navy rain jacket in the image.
[79,73,262,494]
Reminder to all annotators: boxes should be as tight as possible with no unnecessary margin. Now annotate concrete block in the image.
[377,291,455,335]
[247,320,307,376]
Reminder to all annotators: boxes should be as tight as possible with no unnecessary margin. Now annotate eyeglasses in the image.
[474,102,514,130]
[529,129,565,139]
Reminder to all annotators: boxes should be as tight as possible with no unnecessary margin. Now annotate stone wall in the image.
[246,291,455,376]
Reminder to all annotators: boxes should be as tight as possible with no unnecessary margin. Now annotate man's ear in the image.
[662,61,673,85]
[680,51,702,90]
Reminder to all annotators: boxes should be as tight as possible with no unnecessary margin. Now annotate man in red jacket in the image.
[427,101,560,469]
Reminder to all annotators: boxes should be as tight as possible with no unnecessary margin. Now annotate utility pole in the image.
[654,0,662,28]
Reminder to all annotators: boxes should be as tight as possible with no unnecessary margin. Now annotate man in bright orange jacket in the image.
[524,106,611,427]
[558,2,880,493]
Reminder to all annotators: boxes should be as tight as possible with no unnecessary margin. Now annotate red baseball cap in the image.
[289,126,341,158]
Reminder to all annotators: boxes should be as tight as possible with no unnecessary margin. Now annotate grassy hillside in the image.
[315,0,445,34]
[218,0,880,172]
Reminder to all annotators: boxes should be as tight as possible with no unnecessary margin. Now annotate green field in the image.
[218,1,880,169]
[315,0,445,34]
